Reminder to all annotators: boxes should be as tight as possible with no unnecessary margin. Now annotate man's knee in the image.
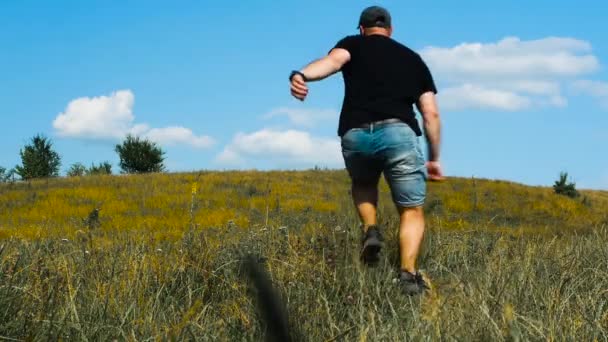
[352,178,379,189]
[397,205,424,215]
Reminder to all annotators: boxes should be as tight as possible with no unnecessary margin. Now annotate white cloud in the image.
[572,80,608,97]
[144,126,215,148]
[52,90,214,148]
[217,129,342,168]
[420,36,601,111]
[440,84,531,111]
[501,80,561,96]
[53,90,135,139]
[216,148,242,165]
[440,83,569,111]
[571,80,608,109]
[263,107,338,128]
[421,37,598,81]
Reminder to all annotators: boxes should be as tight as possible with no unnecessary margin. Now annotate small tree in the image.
[553,172,580,199]
[115,134,165,174]
[15,134,61,180]
[0,167,16,183]
[87,162,112,175]
[67,163,87,177]
[0,166,7,183]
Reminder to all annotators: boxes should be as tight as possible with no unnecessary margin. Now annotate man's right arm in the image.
[416,91,443,180]
[290,48,350,101]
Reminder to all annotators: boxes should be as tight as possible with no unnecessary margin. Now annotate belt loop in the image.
[370,122,374,133]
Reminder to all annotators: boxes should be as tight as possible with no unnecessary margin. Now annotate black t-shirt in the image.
[331,34,437,137]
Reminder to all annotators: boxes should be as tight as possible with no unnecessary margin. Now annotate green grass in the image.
[0,171,607,340]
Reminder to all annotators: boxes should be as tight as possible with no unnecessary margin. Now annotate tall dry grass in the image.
[0,170,606,340]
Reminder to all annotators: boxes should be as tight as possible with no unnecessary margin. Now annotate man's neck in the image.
[364,33,390,37]
[362,28,391,37]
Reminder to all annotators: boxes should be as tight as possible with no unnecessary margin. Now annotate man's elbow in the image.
[327,56,344,73]
[423,110,440,124]
[327,48,350,72]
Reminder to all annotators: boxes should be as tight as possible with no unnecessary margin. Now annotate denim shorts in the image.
[340,121,427,208]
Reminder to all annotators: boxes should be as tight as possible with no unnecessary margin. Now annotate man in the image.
[288,6,443,295]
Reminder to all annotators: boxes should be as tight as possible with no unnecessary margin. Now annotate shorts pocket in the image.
[340,129,365,152]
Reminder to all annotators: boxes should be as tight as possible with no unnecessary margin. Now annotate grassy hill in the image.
[0,171,607,340]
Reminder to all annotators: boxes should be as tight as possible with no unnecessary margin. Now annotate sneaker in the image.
[360,225,383,265]
[398,270,430,296]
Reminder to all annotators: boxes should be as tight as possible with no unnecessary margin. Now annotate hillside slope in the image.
[0,171,606,340]
[0,170,606,239]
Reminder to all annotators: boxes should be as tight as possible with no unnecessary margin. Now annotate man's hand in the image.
[426,161,444,181]
[416,91,443,181]
[290,74,308,101]
[289,48,351,101]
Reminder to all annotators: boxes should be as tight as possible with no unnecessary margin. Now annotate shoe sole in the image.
[361,237,382,265]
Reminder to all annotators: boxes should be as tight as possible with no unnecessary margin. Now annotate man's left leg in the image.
[340,128,384,265]
[351,180,384,265]
[351,181,378,228]
[397,205,425,274]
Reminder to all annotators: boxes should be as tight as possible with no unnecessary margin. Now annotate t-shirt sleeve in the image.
[417,55,438,96]
[330,35,358,55]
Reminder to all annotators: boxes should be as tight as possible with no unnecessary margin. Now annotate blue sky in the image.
[1,0,607,189]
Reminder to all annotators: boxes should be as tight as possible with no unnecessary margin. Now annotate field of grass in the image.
[1,170,607,340]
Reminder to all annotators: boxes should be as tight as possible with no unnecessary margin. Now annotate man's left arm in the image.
[290,48,350,101]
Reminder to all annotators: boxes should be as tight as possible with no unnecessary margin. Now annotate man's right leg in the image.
[386,177,429,295]
[378,122,429,294]
[395,205,429,295]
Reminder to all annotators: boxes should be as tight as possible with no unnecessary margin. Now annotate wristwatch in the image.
[289,70,308,82]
